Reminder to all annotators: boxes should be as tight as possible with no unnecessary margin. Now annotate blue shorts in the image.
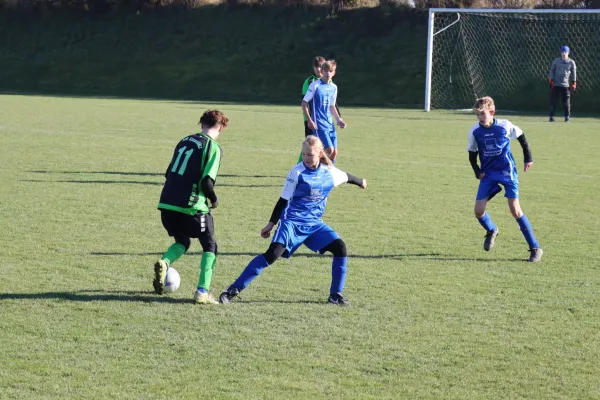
[272,219,340,258]
[314,129,337,150]
[476,175,519,200]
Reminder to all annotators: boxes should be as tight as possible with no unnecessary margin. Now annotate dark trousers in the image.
[549,86,570,118]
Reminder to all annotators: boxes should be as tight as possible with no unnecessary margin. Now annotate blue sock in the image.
[516,214,540,249]
[231,255,270,291]
[330,257,348,295]
[477,212,497,232]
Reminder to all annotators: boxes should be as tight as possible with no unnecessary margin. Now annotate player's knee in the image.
[200,239,217,254]
[263,243,285,265]
[510,208,524,219]
[323,239,347,258]
[175,237,191,252]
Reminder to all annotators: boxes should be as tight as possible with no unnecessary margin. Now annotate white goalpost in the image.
[424,8,600,112]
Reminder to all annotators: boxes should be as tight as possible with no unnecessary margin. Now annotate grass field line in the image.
[1,125,597,179]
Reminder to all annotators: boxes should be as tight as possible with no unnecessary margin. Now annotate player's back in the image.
[159,133,221,215]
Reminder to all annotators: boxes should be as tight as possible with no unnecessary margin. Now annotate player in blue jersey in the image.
[467,97,543,262]
[302,60,346,162]
[219,135,367,306]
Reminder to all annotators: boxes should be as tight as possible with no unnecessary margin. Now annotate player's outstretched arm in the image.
[346,172,366,189]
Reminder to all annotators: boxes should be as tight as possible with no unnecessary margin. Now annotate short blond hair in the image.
[473,96,495,113]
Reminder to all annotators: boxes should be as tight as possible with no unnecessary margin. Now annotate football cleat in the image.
[483,228,499,251]
[528,248,543,262]
[328,293,350,306]
[153,260,168,295]
[194,290,219,305]
[219,286,240,304]
[549,117,555,122]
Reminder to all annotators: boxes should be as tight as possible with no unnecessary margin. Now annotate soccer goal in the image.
[424,8,600,112]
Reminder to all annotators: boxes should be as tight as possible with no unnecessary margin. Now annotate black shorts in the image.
[304,120,314,137]
[160,209,216,251]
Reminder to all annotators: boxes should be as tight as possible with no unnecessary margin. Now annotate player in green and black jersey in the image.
[154,110,229,305]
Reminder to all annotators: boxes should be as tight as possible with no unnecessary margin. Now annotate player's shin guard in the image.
[162,242,187,265]
[231,254,270,291]
[477,212,497,232]
[516,215,540,249]
[330,257,348,295]
[197,252,216,292]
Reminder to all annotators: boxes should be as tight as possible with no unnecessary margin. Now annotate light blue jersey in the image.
[278,162,348,225]
[303,80,338,133]
[466,119,523,181]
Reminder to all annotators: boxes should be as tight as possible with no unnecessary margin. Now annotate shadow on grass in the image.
[0,290,191,304]
[90,251,525,262]
[27,170,282,179]
[22,179,280,188]
[0,290,330,305]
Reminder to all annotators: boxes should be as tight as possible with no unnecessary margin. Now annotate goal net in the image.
[424,9,600,112]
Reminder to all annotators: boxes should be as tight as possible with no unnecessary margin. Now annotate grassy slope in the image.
[0,6,427,106]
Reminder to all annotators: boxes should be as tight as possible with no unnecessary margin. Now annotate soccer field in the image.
[0,95,599,399]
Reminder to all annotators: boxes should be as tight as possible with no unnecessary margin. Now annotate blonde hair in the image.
[473,96,495,113]
[302,135,332,166]
[322,59,337,72]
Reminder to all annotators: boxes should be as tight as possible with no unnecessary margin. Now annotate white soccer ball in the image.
[164,267,181,293]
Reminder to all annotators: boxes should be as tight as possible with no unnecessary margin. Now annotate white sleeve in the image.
[466,129,478,152]
[280,169,299,200]
[302,81,318,103]
[329,166,348,187]
[507,121,523,139]
[332,85,338,106]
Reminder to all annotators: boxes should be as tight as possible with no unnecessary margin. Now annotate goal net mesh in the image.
[430,11,600,111]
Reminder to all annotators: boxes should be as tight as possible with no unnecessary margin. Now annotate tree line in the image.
[1,0,599,13]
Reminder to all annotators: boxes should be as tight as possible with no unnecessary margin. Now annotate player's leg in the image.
[219,242,286,303]
[562,87,571,122]
[304,224,349,305]
[154,210,191,295]
[194,213,219,304]
[316,130,336,162]
[475,180,499,251]
[328,134,338,162]
[506,194,542,262]
[549,87,559,122]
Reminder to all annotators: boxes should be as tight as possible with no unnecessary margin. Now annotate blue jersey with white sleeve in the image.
[279,162,348,225]
[466,119,523,181]
[303,80,338,132]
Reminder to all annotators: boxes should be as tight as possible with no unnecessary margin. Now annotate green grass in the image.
[0,94,599,399]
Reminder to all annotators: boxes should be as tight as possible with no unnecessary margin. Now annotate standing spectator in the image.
[548,45,577,122]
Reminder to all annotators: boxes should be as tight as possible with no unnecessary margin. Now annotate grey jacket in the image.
[549,58,577,87]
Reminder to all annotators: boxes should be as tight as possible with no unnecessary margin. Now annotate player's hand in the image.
[548,78,555,89]
[524,162,533,172]
[360,179,367,189]
[307,120,317,130]
[569,82,576,92]
[337,119,346,129]
[209,198,219,209]
[260,222,275,239]
[477,172,485,180]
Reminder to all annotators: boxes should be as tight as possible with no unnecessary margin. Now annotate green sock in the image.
[197,252,216,291]
[162,243,186,265]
